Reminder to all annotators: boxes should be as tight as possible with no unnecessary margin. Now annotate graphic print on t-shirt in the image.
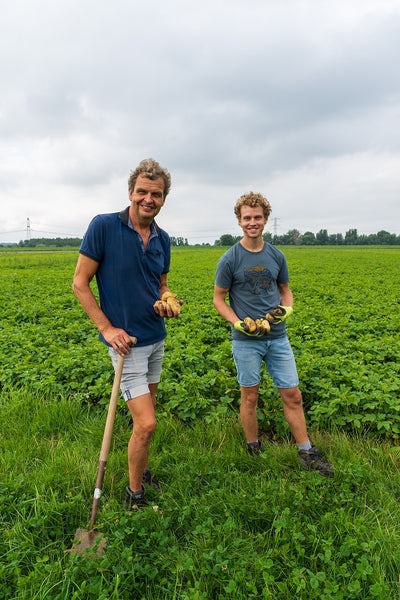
[244,265,273,295]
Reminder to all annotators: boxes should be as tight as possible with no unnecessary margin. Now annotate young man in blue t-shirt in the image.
[213,192,333,477]
[73,158,182,509]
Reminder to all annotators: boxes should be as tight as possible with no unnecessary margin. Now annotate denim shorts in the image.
[232,336,299,389]
[108,340,165,401]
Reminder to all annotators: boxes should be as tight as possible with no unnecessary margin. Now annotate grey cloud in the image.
[0,0,399,242]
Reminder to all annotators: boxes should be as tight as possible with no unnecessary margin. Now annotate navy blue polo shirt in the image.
[79,207,170,347]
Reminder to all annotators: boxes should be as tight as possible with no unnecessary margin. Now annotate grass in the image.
[0,245,399,598]
[1,389,400,599]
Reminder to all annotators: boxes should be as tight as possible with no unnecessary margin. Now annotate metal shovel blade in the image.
[70,528,107,556]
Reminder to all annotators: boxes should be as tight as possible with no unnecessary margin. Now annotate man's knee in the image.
[280,387,303,409]
[132,417,157,442]
[241,386,259,409]
[140,418,157,436]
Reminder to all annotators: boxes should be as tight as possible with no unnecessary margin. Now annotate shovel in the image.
[71,336,137,555]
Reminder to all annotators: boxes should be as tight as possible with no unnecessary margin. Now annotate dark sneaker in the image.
[247,440,263,456]
[298,446,334,478]
[143,468,161,491]
[124,484,148,511]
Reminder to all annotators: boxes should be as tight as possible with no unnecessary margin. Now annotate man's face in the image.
[129,175,165,225]
[238,205,268,239]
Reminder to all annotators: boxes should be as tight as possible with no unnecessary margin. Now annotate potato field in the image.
[0,246,399,440]
[1,245,400,599]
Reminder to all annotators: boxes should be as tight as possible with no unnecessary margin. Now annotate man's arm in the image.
[213,285,239,325]
[72,254,132,355]
[158,272,171,302]
[277,282,294,307]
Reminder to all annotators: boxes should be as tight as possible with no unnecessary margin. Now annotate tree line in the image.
[9,236,189,249]
[214,228,400,246]
[15,237,83,248]
[1,228,398,249]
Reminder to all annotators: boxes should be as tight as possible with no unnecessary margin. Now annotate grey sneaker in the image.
[247,440,263,456]
[298,446,334,478]
[124,484,147,511]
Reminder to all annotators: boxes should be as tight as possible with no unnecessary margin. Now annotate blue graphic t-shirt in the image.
[215,242,289,340]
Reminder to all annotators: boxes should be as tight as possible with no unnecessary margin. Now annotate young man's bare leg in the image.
[240,384,259,444]
[278,386,309,445]
[279,386,334,477]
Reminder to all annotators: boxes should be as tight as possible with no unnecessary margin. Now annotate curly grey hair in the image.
[234,191,272,220]
[128,158,172,197]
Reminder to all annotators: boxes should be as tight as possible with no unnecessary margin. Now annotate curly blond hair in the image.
[128,158,172,197]
[234,191,272,220]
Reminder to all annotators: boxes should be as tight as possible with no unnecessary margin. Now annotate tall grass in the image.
[1,389,399,599]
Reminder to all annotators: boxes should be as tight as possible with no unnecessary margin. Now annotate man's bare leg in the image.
[126,390,157,492]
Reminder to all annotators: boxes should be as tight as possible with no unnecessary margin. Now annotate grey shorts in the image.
[108,340,165,401]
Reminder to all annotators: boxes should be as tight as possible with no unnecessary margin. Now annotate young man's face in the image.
[237,205,268,240]
[129,175,165,226]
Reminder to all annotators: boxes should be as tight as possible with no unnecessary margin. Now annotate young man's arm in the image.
[277,282,294,307]
[213,285,239,326]
[72,253,132,355]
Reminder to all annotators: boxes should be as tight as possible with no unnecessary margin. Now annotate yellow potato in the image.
[255,318,271,333]
[243,317,256,332]
[153,300,169,311]
[158,292,182,315]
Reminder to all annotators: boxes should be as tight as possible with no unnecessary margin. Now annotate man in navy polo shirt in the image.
[73,158,181,510]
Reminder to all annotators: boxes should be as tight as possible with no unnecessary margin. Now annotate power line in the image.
[0,226,82,237]
[29,229,82,237]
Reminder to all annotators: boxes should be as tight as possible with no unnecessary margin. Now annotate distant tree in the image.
[328,233,344,245]
[262,232,272,243]
[376,230,397,245]
[215,234,239,246]
[302,231,316,245]
[277,232,291,245]
[170,236,189,246]
[316,229,329,245]
[345,229,358,245]
[335,233,344,245]
[287,229,302,245]
[357,233,370,245]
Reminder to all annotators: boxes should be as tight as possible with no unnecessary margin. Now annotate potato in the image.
[154,292,182,315]
[243,317,257,332]
[255,318,271,333]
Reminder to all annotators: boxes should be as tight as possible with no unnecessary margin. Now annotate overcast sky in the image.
[1,0,399,244]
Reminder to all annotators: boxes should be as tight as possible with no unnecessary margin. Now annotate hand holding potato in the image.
[154,291,183,318]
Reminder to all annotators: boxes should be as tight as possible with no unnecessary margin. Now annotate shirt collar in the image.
[119,206,160,235]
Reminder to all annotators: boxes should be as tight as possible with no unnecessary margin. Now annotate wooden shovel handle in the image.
[89,336,136,530]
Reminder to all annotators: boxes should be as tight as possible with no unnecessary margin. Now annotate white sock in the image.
[298,440,312,451]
